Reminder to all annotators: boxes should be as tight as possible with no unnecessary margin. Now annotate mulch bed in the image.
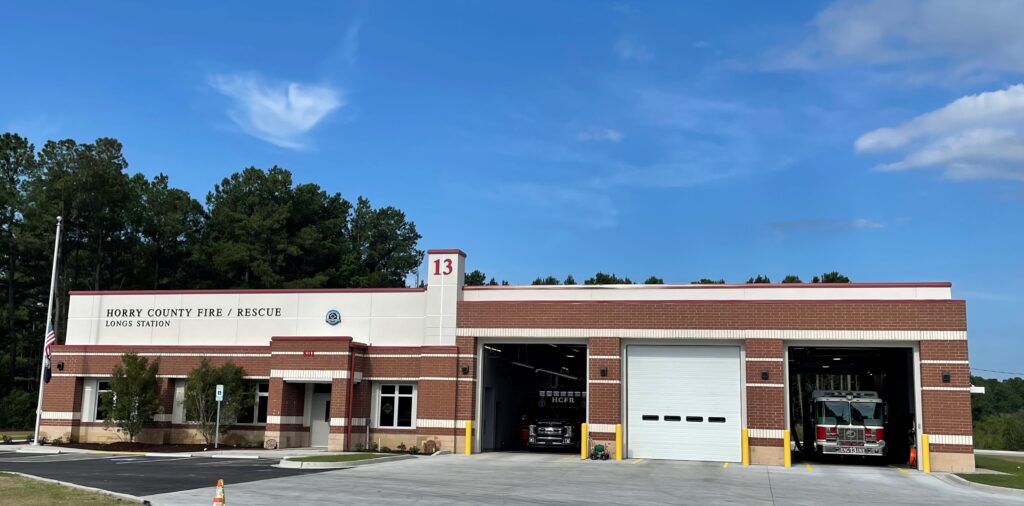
[55,442,250,453]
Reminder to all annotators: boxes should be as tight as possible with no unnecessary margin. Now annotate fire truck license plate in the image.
[839,447,866,454]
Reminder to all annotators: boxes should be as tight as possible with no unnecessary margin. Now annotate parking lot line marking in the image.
[897,467,912,476]
[631,459,644,465]
[805,463,812,472]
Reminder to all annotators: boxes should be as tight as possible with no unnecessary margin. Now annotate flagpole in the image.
[32,216,62,446]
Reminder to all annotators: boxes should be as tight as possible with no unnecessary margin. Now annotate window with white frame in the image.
[95,380,112,422]
[376,384,416,428]
[237,381,269,424]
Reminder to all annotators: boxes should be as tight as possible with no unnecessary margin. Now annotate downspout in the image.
[345,347,356,451]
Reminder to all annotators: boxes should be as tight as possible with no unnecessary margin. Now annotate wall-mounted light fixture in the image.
[56,361,65,371]
[942,371,951,383]
[461,365,470,375]
[761,370,770,381]
[600,367,608,377]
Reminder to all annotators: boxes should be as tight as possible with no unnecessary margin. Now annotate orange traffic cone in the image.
[213,479,226,505]
[908,447,918,467]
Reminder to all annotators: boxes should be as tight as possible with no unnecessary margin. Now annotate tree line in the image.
[0,132,424,429]
[463,270,852,286]
[972,375,1024,450]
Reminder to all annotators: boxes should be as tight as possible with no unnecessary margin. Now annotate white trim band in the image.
[417,419,469,429]
[589,379,621,384]
[746,357,784,362]
[267,415,304,425]
[41,411,81,421]
[271,351,349,356]
[748,428,785,439]
[363,376,474,382]
[746,383,785,388]
[51,352,271,358]
[460,328,966,341]
[587,423,617,433]
[270,369,348,381]
[928,434,973,445]
[588,355,620,360]
[921,386,972,392]
[361,353,472,358]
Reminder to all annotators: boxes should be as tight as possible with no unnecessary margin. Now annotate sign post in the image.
[214,384,224,449]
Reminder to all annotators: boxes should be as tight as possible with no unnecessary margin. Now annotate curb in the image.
[277,454,415,469]
[3,471,151,504]
[936,473,1024,497]
[16,447,61,454]
[432,450,452,456]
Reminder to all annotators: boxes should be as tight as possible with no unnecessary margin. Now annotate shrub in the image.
[100,352,162,442]
[381,446,391,453]
[409,446,420,455]
[397,442,407,451]
[184,359,253,446]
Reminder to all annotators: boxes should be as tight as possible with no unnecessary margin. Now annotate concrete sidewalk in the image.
[146,452,1024,506]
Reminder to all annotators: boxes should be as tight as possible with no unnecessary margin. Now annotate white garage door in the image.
[626,345,742,461]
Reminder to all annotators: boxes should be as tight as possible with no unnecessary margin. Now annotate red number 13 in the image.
[433,258,453,276]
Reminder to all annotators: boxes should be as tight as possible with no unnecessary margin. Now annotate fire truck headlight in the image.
[878,440,886,448]
[529,425,536,436]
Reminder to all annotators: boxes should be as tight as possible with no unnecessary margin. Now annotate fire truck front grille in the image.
[838,427,864,442]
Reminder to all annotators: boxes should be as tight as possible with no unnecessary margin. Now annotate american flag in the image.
[44,325,57,360]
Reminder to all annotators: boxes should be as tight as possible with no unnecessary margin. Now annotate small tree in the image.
[746,275,771,284]
[782,275,802,283]
[464,269,488,286]
[99,352,161,442]
[532,276,560,285]
[691,278,725,284]
[643,276,664,285]
[813,271,850,283]
[184,359,254,445]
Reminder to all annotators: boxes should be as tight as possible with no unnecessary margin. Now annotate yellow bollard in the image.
[615,424,623,460]
[465,420,472,455]
[742,428,750,466]
[921,434,931,473]
[580,423,588,460]
[783,430,791,468]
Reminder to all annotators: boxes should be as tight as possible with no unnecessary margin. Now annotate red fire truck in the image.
[812,390,887,457]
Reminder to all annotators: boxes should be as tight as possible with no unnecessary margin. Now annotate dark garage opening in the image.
[788,346,917,466]
[480,343,587,452]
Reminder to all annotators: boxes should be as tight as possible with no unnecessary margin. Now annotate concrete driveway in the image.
[146,452,1022,506]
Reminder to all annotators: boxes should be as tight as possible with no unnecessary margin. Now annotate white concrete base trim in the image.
[330,417,347,427]
[152,414,172,422]
[922,386,973,392]
[746,357,784,362]
[588,355,620,360]
[7,472,148,504]
[271,369,348,381]
[928,434,973,445]
[41,411,81,421]
[589,379,621,384]
[267,415,304,425]
[745,383,785,388]
[272,351,349,356]
[748,428,785,439]
[352,417,367,426]
[52,351,270,358]
[363,376,475,382]
[921,360,969,364]
[587,423,617,433]
[417,419,469,429]
[460,328,966,341]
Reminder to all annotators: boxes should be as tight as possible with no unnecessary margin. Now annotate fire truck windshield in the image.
[816,401,851,426]
[850,402,883,425]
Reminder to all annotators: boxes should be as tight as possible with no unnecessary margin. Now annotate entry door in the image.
[626,345,742,461]
[310,393,331,447]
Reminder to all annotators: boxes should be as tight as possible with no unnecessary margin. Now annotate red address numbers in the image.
[433,258,453,276]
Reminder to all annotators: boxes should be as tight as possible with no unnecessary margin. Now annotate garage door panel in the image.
[627,345,741,462]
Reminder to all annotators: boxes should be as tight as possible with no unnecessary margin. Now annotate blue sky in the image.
[2,1,1022,375]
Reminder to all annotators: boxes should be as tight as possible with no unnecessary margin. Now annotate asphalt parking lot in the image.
[0,450,329,496]
[146,452,1024,506]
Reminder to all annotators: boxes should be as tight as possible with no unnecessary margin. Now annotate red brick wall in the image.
[458,300,966,330]
[588,337,621,433]
[745,339,785,432]
[920,340,973,453]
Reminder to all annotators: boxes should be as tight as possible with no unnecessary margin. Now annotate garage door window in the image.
[377,384,416,428]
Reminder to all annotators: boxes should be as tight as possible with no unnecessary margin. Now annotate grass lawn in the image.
[288,453,393,463]
[958,455,1024,490]
[0,472,133,505]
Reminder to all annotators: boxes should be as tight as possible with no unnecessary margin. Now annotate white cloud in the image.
[577,128,623,143]
[773,0,1024,80]
[851,218,884,229]
[210,73,343,150]
[614,39,653,62]
[855,84,1024,181]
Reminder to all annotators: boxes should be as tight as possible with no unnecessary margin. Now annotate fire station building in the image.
[40,249,975,472]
